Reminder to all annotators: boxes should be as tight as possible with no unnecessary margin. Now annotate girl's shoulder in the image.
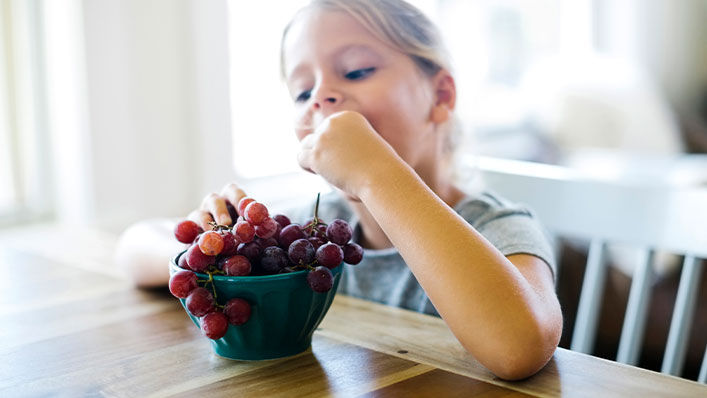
[454,190,537,228]
[457,190,557,280]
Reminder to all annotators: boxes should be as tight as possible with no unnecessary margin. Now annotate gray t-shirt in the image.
[286,191,556,317]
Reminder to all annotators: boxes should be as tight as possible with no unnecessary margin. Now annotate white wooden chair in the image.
[475,155,707,382]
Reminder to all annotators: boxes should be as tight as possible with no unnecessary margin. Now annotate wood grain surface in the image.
[1,226,705,397]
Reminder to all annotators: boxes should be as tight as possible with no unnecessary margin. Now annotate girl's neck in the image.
[348,170,465,250]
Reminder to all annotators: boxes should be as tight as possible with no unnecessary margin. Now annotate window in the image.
[0,0,51,226]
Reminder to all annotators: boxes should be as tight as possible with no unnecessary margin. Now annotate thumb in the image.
[297,133,317,175]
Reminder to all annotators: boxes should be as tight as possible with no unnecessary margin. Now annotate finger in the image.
[187,209,214,231]
[297,134,317,174]
[297,147,316,175]
[201,193,232,226]
[220,183,247,208]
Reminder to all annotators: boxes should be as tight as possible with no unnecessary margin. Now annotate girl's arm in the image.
[298,111,562,380]
[115,219,183,287]
[359,160,562,380]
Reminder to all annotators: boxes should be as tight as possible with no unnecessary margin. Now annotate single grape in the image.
[288,238,315,265]
[260,246,289,274]
[198,231,224,256]
[186,287,216,317]
[219,231,238,257]
[201,311,229,339]
[237,197,255,216]
[308,236,327,250]
[272,214,291,228]
[343,242,364,265]
[255,217,278,239]
[178,252,191,270]
[278,223,306,250]
[326,219,352,245]
[234,220,255,243]
[244,202,269,226]
[255,237,279,249]
[168,270,198,298]
[316,242,344,269]
[222,255,251,276]
[237,241,262,263]
[174,220,201,243]
[223,298,251,325]
[307,266,334,293]
[186,244,215,273]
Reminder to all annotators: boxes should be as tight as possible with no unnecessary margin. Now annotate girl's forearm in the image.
[358,159,557,378]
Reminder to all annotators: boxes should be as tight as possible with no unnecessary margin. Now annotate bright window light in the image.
[0,4,17,214]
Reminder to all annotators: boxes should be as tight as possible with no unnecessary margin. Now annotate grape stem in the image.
[208,221,232,232]
[204,270,224,310]
[304,192,325,235]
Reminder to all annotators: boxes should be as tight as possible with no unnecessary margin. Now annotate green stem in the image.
[207,271,218,301]
[313,192,320,221]
[305,192,324,234]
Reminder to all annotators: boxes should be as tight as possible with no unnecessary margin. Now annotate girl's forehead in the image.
[283,9,394,76]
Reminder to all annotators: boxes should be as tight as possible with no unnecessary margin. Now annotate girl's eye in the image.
[344,67,375,80]
[295,90,311,103]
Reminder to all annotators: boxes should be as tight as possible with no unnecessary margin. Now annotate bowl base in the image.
[211,336,313,361]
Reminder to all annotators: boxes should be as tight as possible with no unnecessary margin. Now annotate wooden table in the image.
[1,226,706,397]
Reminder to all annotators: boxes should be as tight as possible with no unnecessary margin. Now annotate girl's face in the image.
[283,10,443,173]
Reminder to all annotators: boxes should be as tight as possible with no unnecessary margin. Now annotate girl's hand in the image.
[187,183,247,230]
[297,111,401,198]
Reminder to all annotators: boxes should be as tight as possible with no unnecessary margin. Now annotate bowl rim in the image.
[170,251,341,282]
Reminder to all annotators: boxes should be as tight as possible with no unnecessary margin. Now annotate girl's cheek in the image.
[294,127,313,141]
[293,108,314,141]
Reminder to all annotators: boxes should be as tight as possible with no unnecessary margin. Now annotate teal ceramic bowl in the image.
[169,252,342,360]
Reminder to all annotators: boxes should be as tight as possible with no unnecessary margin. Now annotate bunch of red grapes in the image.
[169,195,363,340]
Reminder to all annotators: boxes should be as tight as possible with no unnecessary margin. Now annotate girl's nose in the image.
[311,85,342,111]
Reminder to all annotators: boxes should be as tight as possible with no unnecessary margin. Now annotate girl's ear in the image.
[430,70,456,124]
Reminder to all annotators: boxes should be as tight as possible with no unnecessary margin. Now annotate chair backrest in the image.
[475,155,707,382]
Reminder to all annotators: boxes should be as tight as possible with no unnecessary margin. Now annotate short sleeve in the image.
[456,191,557,282]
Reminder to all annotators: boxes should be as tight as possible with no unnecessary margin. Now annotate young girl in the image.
[116,0,562,380]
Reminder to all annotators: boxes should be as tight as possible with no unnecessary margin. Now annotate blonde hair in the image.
[280,0,451,79]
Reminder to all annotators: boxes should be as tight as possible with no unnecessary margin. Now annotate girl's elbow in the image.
[485,319,562,380]
[491,345,555,381]
[114,220,175,288]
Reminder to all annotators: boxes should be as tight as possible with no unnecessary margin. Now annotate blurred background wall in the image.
[1,0,234,231]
